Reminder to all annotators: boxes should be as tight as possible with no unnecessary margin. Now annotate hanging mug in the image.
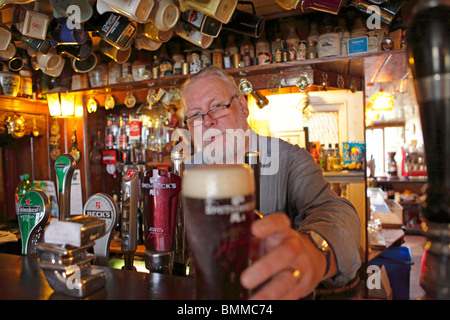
[50,18,88,45]
[300,0,344,14]
[96,0,154,24]
[0,12,12,51]
[138,21,174,42]
[134,34,163,51]
[148,0,179,31]
[73,52,98,73]
[100,40,132,64]
[56,38,93,60]
[175,21,214,49]
[49,0,93,23]
[275,0,300,10]
[317,26,343,58]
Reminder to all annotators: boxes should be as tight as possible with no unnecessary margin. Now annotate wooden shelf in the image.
[323,171,365,183]
[0,96,49,115]
[70,49,407,100]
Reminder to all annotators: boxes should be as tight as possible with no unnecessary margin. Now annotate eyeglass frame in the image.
[184,94,238,126]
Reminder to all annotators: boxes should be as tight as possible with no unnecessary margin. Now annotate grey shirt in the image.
[184,130,361,287]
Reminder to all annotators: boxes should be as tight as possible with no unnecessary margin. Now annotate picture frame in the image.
[272,129,307,149]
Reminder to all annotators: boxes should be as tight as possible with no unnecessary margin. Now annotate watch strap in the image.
[300,230,331,279]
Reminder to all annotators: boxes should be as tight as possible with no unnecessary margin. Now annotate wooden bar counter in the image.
[0,253,195,300]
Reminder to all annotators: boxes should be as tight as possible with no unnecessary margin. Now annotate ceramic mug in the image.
[138,21,174,42]
[100,40,132,64]
[148,0,179,31]
[8,56,24,72]
[96,0,154,24]
[50,18,88,45]
[36,49,63,70]
[50,0,93,23]
[0,42,16,60]
[175,21,213,49]
[134,34,163,51]
[0,24,11,51]
[72,52,98,73]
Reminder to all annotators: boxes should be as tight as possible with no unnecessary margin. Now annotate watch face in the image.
[309,231,329,251]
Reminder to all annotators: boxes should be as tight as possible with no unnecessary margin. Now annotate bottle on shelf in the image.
[225,34,239,56]
[152,54,161,79]
[285,25,300,58]
[15,174,32,215]
[338,18,350,56]
[311,143,320,164]
[332,143,342,172]
[243,45,251,67]
[319,144,327,170]
[307,22,320,42]
[271,33,283,62]
[326,143,334,172]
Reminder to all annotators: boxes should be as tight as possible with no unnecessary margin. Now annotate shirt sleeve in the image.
[285,144,362,287]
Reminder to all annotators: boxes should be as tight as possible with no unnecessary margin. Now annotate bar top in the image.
[0,253,195,300]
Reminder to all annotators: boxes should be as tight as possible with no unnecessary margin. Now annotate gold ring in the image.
[291,268,301,283]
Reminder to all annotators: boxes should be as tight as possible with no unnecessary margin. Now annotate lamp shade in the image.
[47,87,75,117]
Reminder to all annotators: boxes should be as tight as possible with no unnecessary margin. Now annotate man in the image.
[180,67,361,300]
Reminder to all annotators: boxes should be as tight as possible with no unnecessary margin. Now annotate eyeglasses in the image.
[184,95,237,126]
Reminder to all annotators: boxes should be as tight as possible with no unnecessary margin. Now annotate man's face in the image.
[183,76,250,163]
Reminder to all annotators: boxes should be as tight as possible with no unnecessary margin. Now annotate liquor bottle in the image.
[271,34,283,61]
[307,22,320,42]
[105,114,119,150]
[243,45,251,67]
[10,24,52,54]
[319,144,327,170]
[119,114,130,164]
[285,25,300,57]
[225,34,239,56]
[311,144,320,164]
[15,174,32,215]
[240,35,255,59]
[152,54,161,79]
[326,143,334,172]
[332,143,342,172]
[19,55,33,98]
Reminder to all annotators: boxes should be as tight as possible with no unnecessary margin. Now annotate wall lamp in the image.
[47,87,75,117]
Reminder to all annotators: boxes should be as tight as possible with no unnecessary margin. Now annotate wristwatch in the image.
[300,230,331,279]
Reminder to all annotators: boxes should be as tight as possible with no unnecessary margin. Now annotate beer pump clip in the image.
[121,166,140,270]
[83,193,118,266]
[54,154,76,221]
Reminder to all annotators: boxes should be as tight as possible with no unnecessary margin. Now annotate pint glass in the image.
[182,164,255,299]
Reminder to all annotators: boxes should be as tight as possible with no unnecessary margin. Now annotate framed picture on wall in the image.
[272,129,308,149]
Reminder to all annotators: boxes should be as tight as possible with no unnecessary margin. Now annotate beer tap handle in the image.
[83,193,118,266]
[54,154,76,221]
[121,167,139,270]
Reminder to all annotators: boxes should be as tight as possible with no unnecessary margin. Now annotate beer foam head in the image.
[182,164,255,199]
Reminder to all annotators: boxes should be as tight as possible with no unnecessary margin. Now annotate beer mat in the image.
[43,220,83,247]
[0,231,17,243]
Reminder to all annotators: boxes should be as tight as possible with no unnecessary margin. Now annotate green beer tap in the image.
[55,154,76,221]
[18,190,50,256]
